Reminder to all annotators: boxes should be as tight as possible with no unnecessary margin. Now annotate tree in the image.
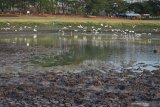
[142,1,152,14]
[0,0,159,16]
[84,0,106,15]
[0,0,5,12]
[103,0,127,16]
[148,0,160,16]
[67,0,84,15]
[128,2,143,14]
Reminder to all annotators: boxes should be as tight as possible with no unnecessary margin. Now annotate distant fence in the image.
[142,16,160,20]
[115,16,160,20]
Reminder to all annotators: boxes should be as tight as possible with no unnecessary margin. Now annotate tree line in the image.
[0,0,160,16]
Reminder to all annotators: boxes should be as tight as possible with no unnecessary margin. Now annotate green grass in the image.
[30,53,84,67]
[0,16,160,26]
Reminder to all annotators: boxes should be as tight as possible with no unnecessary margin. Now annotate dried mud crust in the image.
[0,70,160,107]
[0,41,160,106]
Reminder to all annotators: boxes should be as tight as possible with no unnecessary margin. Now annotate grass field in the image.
[0,16,159,25]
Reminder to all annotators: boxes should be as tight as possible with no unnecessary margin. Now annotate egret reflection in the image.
[26,43,30,46]
[0,32,159,65]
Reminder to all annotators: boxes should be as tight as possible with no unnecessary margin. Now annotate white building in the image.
[124,0,149,3]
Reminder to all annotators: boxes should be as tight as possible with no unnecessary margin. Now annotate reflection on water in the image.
[0,32,160,67]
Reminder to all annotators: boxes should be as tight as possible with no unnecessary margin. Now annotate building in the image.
[124,0,148,3]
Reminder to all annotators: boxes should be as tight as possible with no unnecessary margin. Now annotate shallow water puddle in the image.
[0,32,160,72]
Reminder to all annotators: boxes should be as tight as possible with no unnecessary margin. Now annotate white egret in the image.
[153,28,158,32]
[148,33,152,36]
[74,30,78,32]
[97,28,101,31]
[78,25,83,29]
[63,27,67,29]
[7,23,10,26]
[135,33,142,39]
[19,27,23,31]
[33,29,37,32]
[111,29,114,32]
[142,33,146,35]
[125,29,129,32]
[105,25,108,28]
[132,25,136,28]
[129,31,132,33]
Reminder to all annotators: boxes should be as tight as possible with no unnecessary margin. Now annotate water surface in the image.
[0,32,160,71]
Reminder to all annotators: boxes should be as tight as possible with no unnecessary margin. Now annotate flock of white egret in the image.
[0,22,159,48]
[1,23,38,32]
[58,24,154,45]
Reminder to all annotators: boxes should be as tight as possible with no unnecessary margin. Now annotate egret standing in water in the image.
[33,25,38,32]
[68,26,72,28]
[148,33,152,36]
[74,30,78,32]
[33,28,37,32]
[78,25,83,29]
[153,28,158,32]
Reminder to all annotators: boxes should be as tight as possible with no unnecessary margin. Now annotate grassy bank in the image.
[0,16,160,32]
